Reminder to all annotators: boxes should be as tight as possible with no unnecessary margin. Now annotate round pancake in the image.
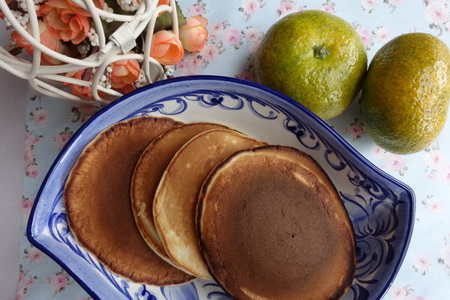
[131,122,228,265]
[64,116,194,285]
[197,146,356,300]
[153,129,267,279]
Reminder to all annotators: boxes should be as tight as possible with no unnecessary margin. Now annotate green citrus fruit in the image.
[361,33,450,154]
[254,10,367,120]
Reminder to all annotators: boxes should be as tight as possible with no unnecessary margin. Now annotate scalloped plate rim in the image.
[27,75,416,300]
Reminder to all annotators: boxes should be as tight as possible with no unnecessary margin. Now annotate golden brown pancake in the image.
[153,129,267,279]
[64,116,194,285]
[131,122,228,265]
[197,146,356,300]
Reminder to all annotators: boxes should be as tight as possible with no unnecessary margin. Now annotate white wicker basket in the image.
[0,0,178,105]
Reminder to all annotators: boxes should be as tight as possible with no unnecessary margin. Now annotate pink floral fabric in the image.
[18,1,450,299]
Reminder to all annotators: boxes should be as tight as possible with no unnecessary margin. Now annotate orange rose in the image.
[192,15,208,27]
[11,20,68,65]
[38,0,104,45]
[0,0,13,19]
[110,59,140,92]
[179,17,208,52]
[150,30,184,65]
[65,69,94,99]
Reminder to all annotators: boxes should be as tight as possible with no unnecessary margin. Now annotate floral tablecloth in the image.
[16,0,450,299]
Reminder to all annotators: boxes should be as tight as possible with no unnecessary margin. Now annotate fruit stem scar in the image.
[313,45,330,60]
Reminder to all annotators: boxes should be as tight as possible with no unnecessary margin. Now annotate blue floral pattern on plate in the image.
[27,76,415,300]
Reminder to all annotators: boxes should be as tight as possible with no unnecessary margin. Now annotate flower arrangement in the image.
[0,0,208,104]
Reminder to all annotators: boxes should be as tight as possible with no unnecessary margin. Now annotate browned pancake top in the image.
[153,129,267,279]
[64,116,193,285]
[131,122,227,264]
[198,146,356,300]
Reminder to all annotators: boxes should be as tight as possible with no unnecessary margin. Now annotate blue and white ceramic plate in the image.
[28,75,415,300]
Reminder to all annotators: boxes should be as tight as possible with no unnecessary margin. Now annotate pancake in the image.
[153,129,267,279]
[197,146,356,300]
[131,122,228,265]
[64,116,194,285]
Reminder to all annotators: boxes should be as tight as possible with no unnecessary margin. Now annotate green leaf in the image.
[154,0,187,32]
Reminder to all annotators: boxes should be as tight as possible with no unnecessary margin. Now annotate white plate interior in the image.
[28,76,415,300]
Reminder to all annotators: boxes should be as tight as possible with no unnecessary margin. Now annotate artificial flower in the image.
[179,17,208,52]
[0,0,13,19]
[192,15,208,27]
[11,20,68,65]
[150,30,184,65]
[38,0,104,45]
[110,58,140,90]
[65,68,94,98]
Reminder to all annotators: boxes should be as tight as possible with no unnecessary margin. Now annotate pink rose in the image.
[179,17,208,52]
[320,4,334,12]
[385,154,406,171]
[361,0,377,10]
[175,60,191,75]
[151,30,184,65]
[244,27,262,42]
[200,43,220,62]
[188,56,201,70]
[344,124,364,140]
[52,133,71,149]
[176,55,202,76]
[190,5,205,16]
[425,195,442,213]
[391,286,407,299]
[357,29,373,46]
[46,274,69,292]
[28,247,44,264]
[223,28,241,46]
[425,149,444,170]
[24,147,34,166]
[34,108,49,125]
[376,27,390,42]
[22,198,34,217]
[11,21,68,65]
[425,2,450,25]
[241,0,261,15]
[210,22,224,40]
[38,0,104,45]
[413,255,430,274]
[278,1,302,17]
[26,164,39,178]
[110,59,140,92]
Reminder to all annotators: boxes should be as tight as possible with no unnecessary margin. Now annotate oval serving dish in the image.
[28,75,415,300]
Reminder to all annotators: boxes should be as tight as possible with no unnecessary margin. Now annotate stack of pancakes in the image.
[64,116,356,299]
